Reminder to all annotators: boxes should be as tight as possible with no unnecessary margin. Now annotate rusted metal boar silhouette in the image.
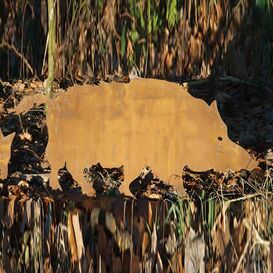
[7,79,255,195]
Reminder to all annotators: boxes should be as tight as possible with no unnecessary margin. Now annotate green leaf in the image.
[208,199,215,229]
[121,27,127,58]
[166,0,177,28]
[130,30,139,43]
[97,0,104,11]
[152,14,159,32]
[147,0,151,34]
[139,8,145,30]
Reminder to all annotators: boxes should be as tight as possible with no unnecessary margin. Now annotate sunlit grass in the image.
[2,0,272,78]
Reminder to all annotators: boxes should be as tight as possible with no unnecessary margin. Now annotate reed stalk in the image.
[46,0,56,98]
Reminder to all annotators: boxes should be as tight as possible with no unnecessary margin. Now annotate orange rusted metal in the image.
[5,79,256,195]
[0,131,15,180]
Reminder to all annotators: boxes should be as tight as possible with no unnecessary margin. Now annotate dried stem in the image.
[0,40,34,75]
[46,0,56,98]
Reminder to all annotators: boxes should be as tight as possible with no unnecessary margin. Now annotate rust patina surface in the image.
[0,131,15,180]
[2,79,256,195]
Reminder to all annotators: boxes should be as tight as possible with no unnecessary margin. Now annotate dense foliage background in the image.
[0,0,272,80]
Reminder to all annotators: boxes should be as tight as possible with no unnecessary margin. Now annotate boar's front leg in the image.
[49,162,63,190]
[119,168,137,197]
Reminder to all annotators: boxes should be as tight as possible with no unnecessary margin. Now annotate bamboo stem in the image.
[46,0,56,98]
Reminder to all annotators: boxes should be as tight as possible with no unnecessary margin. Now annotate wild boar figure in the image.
[7,79,256,195]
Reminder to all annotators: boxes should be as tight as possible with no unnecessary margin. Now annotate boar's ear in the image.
[209,100,219,111]
[209,100,225,120]
[209,100,228,134]
[209,100,223,121]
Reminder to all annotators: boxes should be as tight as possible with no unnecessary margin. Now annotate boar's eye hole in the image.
[218,136,223,141]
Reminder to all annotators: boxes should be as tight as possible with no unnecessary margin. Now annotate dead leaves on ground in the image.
[0,195,273,272]
[183,163,273,199]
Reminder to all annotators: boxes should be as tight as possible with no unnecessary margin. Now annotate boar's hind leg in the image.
[119,181,133,197]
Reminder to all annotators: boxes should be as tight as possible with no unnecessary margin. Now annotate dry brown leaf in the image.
[19,130,32,141]
[72,212,85,262]
[142,231,149,256]
[102,0,117,33]
[0,263,4,273]
[211,204,231,257]
[165,224,177,255]
[148,202,153,229]
[270,244,273,273]
[127,39,133,59]
[13,82,25,92]
[151,222,157,255]
[18,180,29,188]
[5,197,15,228]
[29,80,43,89]
[68,211,78,264]
[185,228,205,273]
[43,257,53,273]
[156,251,163,273]
[116,228,131,252]
[105,211,116,234]
[90,207,100,230]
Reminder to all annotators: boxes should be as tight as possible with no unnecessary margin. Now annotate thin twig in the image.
[226,193,266,203]
[42,34,49,75]
[0,40,34,74]
[244,219,270,248]
[234,229,252,273]
[21,147,44,161]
